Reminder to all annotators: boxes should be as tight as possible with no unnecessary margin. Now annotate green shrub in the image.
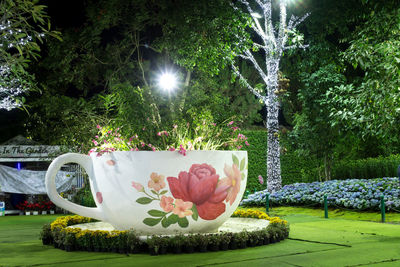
[242,130,400,188]
[332,155,400,180]
[241,130,267,192]
[280,153,320,185]
[242,129,319,190]
[42,211,289,255]
[73,186,96,207]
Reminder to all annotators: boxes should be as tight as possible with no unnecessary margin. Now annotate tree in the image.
[231,0,308,192]
[0,0,59,110]
[279,0,400,178]
[26,0,260,148]
[290,63,345,180]
[326,2,400,141]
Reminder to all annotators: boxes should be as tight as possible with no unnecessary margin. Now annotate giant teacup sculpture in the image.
[45,151,247,234]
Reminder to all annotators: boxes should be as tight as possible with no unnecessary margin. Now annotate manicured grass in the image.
[246,205,400,223]
[1,208,400,266]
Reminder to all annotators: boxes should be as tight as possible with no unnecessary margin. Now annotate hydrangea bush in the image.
[241,178,400,211]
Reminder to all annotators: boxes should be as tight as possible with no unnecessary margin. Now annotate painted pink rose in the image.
[167,163,228,220]
[160,196,174,212]
[96,192,103,204]
[218,164,241,205]
[132,181,144,192]
[148,172,166,192]
[172,199,193,218]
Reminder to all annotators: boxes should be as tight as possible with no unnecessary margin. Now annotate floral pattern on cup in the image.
[96,192,103,204]
[167,163,227,220]
[132,154,247,228]
[148,172,166,192]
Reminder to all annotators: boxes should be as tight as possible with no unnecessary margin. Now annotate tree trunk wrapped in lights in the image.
[232,0,309,193]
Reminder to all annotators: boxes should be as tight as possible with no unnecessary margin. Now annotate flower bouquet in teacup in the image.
[45,119,249,233]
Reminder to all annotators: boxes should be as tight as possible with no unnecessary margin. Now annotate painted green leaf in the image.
[245,164,248,170]
[143,217,162,226]
[147,209,167,217]
[150,190,158,195]
[159,190,168,195]
[166,214,179,225]
[161,217,171,228]
[178,217,189,228]
[136,197,153,204]
[240,158,245,171]
[232,154,239,167]
[241,173,245,180]
[191,204,199,221]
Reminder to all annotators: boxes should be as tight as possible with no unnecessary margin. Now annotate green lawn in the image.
[1,207,400,266]
[249,205,400,223]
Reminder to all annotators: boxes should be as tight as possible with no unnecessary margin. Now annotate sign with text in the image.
[0,146,60,158]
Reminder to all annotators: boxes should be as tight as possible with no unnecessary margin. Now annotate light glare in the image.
[159,72,177,91]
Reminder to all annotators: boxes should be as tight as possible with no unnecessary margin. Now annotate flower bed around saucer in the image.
[40,209,289,255]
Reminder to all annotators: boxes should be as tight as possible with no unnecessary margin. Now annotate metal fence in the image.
[63,164,85,189]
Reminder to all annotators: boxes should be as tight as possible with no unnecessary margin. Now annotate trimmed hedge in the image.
[242,130,319,191]
[40,210,289,255]
[241,130,267,192]
[280,152,319,185]
[332,155,400,180]
[242,130,400,190]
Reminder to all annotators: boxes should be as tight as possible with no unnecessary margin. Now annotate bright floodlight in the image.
[159,72,177,91]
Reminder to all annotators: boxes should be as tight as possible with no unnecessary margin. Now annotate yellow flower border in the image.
[51,209,287,235]
[50,215,92,230]
[43,208,289,254]
[232,209,288,225]
[51,215,126,238]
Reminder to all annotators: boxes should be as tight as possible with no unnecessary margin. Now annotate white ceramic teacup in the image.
[45,151,248,234]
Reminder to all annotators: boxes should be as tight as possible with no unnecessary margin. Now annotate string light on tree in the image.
[0,19,34,111]
[232,0,309,193]
[0,1,55,111]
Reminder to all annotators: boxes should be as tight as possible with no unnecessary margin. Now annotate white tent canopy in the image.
[0,135,78,194]
[0,165,75,194]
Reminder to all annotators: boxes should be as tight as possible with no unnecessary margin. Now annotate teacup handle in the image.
[45,153,105,221]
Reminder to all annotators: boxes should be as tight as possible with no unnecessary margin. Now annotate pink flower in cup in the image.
[167,163,228,220]
[218,164,241,205]
[132,181,144,192]
[160,196,174,212]
[172,199,193,218]
[148,172,166,192]
[178,145,187,156]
